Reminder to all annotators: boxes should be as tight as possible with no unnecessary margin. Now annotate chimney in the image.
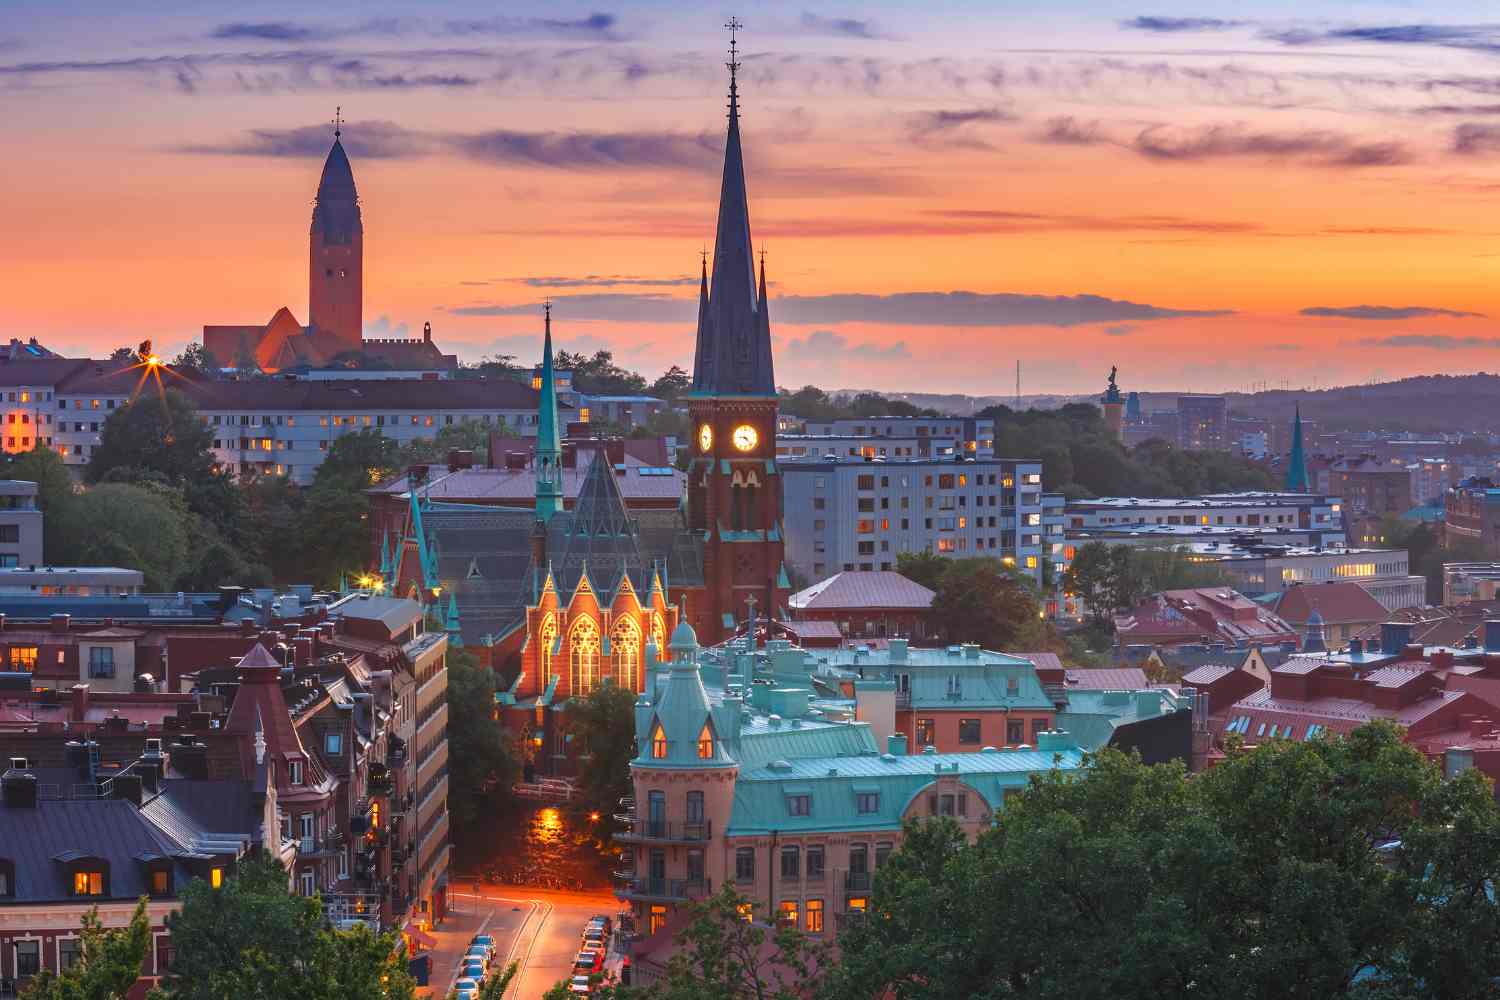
[50,612,70,634]
[171,739,209,780]
[1,768,37,809]
[888,638,908,662]
[423,321,432,344]
[1402,643,1424,661]
[70,683,89,723]
[112,772,143,806]
[293,636,313,667]
[887,733,908,755]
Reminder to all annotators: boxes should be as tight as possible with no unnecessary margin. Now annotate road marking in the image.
[506,900,553,999]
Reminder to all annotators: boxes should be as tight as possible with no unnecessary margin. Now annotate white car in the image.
[568,974,593,995]
[454,977,479,999]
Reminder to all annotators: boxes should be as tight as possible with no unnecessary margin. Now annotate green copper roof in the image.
[1284,403,1309,492]
[634,622,736,769]
[535,305,562,522]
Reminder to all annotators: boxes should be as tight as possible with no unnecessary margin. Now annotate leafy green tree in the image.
[54,483,188,591]
[446,649,517,830]
[314,429,403,492]
[155,856,417,1000]
[556,349,649,395]
[926,559,1043,648]
[462,962,518,999]
[0,446,76,561]
[894,551,948,593]
[568,681,638,820]
[650,365,692,402]
[297,484,372,588]
[172,343,221,376]
[86,389,216,486]
[398,420,503,467]
[22,898,151,1000]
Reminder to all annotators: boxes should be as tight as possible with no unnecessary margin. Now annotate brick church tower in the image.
[686,24,789,646]
[309,115,363,354]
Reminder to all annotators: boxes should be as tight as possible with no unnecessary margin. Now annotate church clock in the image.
[732,424,759,452]
[698,424,714,452]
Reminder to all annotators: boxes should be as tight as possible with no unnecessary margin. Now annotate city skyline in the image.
[9,1,1500,394]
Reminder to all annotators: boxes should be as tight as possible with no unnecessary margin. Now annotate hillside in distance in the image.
[1224,373,1500,434]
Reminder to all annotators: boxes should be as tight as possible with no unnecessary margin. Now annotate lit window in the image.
[697,723,714,759]
[73,870,104,896]
[151,869,171,896]
[651,723,668,759]
[210,867,224,889]
[778,900,798,927]
[8,646,37,671]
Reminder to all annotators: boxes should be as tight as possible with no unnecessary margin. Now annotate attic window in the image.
[72,869,105,896]
[289,760,304,785]
[651,723,667,759]
[697,723,714,759]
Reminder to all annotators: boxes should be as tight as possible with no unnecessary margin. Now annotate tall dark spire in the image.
[1285,404,1310,492]
[690,18,776,398]
[536,301,563,522]
[313,121,360,243]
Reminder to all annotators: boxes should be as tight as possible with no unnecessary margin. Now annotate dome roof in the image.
[669,620,698,652]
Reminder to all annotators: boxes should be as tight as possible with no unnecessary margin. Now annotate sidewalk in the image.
[417,897,498,998]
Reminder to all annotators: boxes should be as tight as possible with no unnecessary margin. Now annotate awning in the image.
[403,922,438,950]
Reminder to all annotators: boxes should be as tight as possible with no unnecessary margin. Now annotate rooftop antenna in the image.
[725,16,743,120]
[332,106,343,139]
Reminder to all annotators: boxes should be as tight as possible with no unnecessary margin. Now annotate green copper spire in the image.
[1285,404,1309,492]
[535,302,563,522]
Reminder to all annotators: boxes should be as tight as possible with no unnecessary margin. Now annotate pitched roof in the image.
[789,571,935,611]
[0,796,191,902]
[312,137,360,243]
[1273,582,1388,626]
[1064,667,1150,690]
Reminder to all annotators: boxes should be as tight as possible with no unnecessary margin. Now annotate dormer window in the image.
[651,723,668,759]
[73,869,104,896]
[150,869,171,896]
[697,723,714,759]
[288,759,304,785]
[0,858,13,897]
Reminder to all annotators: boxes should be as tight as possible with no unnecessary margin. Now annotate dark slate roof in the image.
[0,796,191,902]
[691,83,774,397]
[312,137,361,245]
[139,779,262,854]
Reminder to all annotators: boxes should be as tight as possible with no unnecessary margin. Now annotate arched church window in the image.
[569,616,601,696]
[538,613,557,680]
[613,617,642,692]
[697,722,715,759]
[652,614,666,663]
[651,722,668,759]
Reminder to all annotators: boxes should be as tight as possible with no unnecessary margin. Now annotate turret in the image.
[535,303,563,523]
[309,112,363,353]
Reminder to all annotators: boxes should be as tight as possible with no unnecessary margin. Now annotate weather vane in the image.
[725,17,742,118]
[333,106,343,138]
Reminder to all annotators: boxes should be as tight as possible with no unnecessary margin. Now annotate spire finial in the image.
[333,106,343,138]
[725,16,743,120]
[544,298,552,331]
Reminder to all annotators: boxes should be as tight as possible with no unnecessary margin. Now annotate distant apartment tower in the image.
[1330,456,1413,518]
[1445,478,1500,557]
[0,480,42,568]
[1178,395,1228,450]
[781,457,1046,583]
[799,417,996,459]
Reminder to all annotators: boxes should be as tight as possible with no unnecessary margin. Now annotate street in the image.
[435,883,623,999]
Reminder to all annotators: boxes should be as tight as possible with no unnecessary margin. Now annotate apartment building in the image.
[0,481,42,568]
[798,417,995,459]
[0,359,549,484]
[1066,492,1346,546]
[781,457,1046,583]
[1177,394,1228,450]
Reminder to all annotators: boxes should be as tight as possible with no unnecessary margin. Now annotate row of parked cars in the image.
[567,915,614,995]
[454,932,498,999]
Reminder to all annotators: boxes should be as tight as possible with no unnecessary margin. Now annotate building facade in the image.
[781,458,1045,583]
[1177,394,1228,450]
[795,417,995,459]
[1066,492,1345,546]
[1445,478,1500,557]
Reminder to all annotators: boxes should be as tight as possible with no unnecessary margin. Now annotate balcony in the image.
[618,877,712,902]
[614,819,712,844]
[895,690,912,709]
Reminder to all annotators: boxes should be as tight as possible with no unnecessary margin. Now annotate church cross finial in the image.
[333,106,343,138]
[725,16,743,120]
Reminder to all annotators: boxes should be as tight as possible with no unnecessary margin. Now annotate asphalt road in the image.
[448,884,621,999]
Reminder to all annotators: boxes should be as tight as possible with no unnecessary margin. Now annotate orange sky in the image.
[7,3,1500,395]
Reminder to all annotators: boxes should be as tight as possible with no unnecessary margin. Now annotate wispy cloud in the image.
[1302,305,1485,320]
[1132,124,1410,167]
[1102,324,1137,336]
[930,209,1260,234]
[907,106,1013,148]
[784,330,910,362]
[1358,334,1500,349]
[177,121,436,158]
[1037,116,1105,146]
[1266,23,1500,55]
[1122,16,1248,33]
[799,12,891,40]
[516,275,700,289]
[442,13,623,41]
[207,14,623,44]
[210,22,333,42]
[451,293,696,323]
[772,291,1232,327]
[1454,123,1500,155]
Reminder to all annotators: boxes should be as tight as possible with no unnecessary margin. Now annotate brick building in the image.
[787,571,935,641]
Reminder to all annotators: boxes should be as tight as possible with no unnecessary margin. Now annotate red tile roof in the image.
[789,571,935,611]
[1273,582,1388,626]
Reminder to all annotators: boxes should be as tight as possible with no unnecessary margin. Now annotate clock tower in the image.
[686,20,788,646]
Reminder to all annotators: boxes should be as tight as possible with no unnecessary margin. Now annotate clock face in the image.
[732,424,759,452]
[698,424,713,452]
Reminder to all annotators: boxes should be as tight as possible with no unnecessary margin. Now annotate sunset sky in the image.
[8,1,1500,395]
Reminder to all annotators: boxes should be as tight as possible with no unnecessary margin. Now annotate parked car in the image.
[568,974,593,995]
[582,925,606,949]
[588,914,614,936]
[471,934,497,961]
[454,977,480,1000]
[464,945,490,970]
[575,949,604,974]
[461,959,486,982]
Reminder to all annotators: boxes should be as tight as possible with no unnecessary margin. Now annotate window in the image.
[0,860,11,896]
[786,794,811,817]
[59,936,82,970]
[73,869,104,896]
[938,794,956,816]
[916,718,935,746]
[876,843,893,868]
[686,790,704,824]
[780,846,800,880]
[849,843,869,875]
[325,733,342,755]
[697,722,715,759]
[735,847,756,883]
[806,845,825,880]
[299,813,315,839]
[806,898,824,933]
[288,759,304,785]
[9,646,36,671]
[778,900,799,927]
[687,848,705,884]
[88,646,115,679]
[1032,718,1048,742]
[958,719,981,744]
[1006,720,1024,745]
[299,871,315,897]
[0,524,17,544]
[856,792,879,814]
[16,939,40,977]
[150,869,171,896]
[651,723,668,759]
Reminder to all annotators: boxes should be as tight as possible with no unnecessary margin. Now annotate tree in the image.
[926,559,1043,648]
[155,855,418,1000]
[894,551,948,594]
[446,649,517,831]
[172,343,220,376]
[297,484,372,588]
[108,346,138,365]
[53,483,189,591]
[398,420,503,468]
[650,365,692,402]
[314,429,403,492]
[22,898,151,1000]
[86,389,216,486]
[466,963,518,999]
[568,681,638,820]
[0,446,76,561]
